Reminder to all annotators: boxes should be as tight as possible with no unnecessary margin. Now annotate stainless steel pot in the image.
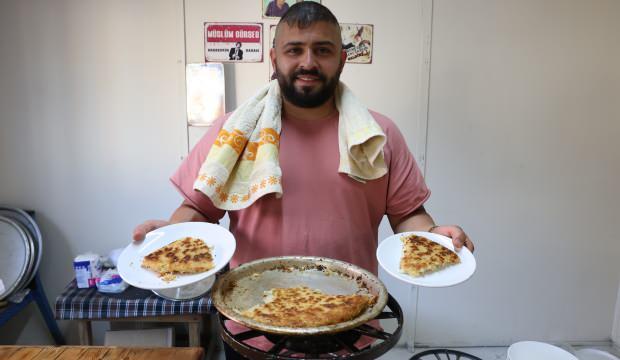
[212,256,388,336]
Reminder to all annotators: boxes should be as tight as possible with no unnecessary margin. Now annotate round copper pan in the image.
[211,256,388,336]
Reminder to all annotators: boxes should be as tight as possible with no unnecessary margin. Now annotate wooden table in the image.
[55,280,216,347]
[0,346,204,360]
[75,314,204,347]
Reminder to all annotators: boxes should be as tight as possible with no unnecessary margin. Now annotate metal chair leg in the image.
[32,273,66,345]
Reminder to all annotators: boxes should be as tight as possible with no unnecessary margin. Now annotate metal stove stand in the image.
[219,294,403,359]
[410,349,482,360]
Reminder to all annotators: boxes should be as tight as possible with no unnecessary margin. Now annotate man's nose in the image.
[299,50,318,70]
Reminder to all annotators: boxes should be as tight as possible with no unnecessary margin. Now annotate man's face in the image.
[276,0,285,6]
[271,21,346,108]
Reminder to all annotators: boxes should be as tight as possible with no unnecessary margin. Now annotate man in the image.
[134,3,473,355]
[134,2,473,258]
[228,42,243,61]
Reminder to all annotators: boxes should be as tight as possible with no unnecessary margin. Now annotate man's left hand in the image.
[429,225,474,252]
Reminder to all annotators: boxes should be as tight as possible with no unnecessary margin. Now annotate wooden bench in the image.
[0,346,204,360]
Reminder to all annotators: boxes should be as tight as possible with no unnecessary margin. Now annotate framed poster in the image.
[204,22,263,63]
[269,24,277,80]
[340,23,374,64]
[263,0,321,19]
[186,63,225,127]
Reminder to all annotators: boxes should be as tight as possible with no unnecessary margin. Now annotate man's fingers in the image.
[430,225,474,253]
[464,236,474,252]
[456,236,474,252]
[132,220,169,242]
[454,235,474,253]
[435,225,472,253]
[132,223,153,242]
[132,228,145,242]
[452,232,467,250]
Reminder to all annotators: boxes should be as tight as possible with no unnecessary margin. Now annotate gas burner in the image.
[219,293,403,359]
[410,349,482,360]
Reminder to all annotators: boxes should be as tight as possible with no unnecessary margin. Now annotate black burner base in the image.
[264,331,362,354]
[410,349,483,360]
[219,293,403,360]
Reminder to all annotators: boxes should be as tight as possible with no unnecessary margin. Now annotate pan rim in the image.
[212,255,388,336]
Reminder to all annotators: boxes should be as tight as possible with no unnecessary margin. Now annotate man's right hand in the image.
[132,202,211,242]
[132,220,171,242]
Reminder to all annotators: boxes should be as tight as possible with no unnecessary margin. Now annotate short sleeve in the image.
[379,114,431,223]
[170,114,230,222]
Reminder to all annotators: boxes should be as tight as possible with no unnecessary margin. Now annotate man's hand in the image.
[132,202,211,242]
[430,225,474,252]
[390,207,475,252]
[132,220,170,242]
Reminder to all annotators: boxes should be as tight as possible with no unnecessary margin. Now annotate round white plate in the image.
[118,222,236,290]
[376,231,476,288]
[575,348,620,360]
[508,341,578,360]
[151,275,216,301]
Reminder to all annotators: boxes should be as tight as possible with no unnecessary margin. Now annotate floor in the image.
[209,342,620,360]
[197,313,620,360]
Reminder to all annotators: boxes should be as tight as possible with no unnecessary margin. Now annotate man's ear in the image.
[270,48,277,70]
[339,49,347,70]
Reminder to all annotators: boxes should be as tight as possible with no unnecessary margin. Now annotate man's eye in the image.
[286,48,302,55]
[316,47,332,55]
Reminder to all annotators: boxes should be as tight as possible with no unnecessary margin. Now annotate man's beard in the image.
[275,65,341,108]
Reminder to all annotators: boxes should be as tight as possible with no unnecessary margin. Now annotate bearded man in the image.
[133,3,474,357]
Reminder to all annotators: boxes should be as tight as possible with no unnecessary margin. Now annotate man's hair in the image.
[279,1,339,29]
[274,2,340,47]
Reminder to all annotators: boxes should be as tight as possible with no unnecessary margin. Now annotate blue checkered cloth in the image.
[55,280,215,320]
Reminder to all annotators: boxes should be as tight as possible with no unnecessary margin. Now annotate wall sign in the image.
[204,22,263,63]
[340,23,374,64]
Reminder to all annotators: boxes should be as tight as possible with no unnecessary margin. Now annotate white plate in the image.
[508,341,578,360]
[376,231,476,288]
[118,222,236,290]
[575,349,620,360]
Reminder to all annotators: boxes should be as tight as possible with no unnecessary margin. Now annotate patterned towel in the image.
[193,80,387,210]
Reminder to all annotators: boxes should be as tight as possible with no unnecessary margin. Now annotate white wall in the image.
[1,0,619,349]
[0,0,186,344]
[419,0,620,346]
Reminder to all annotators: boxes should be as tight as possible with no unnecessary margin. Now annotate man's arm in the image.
[170,201,209,223]
[389,206,474,252]
[132,201,209,241]
[389,205,434,233]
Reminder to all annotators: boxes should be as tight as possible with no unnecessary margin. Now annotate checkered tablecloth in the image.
[55,280,215,320]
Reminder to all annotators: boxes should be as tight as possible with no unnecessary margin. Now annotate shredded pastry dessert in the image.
[141,237,214,281]
[241,286,376,327]
[400,234,460,277]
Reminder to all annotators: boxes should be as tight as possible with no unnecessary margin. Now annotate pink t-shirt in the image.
[171,110,430,273]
